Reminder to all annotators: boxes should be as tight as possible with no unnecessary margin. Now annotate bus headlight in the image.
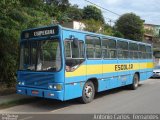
[48,84,62,90]
[53,84,62,90]
[18,81,25,86]
[21,82,25,85]
[48,85,53,89]
[18,82,21,85]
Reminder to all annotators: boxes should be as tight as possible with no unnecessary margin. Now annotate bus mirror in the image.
[73,38,79,47]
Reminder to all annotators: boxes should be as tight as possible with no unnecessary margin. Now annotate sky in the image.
[69,0,160,26]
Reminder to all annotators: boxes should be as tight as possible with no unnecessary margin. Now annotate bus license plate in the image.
[32,90,39,95]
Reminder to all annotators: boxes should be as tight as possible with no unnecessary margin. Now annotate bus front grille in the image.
[18,72,54,89]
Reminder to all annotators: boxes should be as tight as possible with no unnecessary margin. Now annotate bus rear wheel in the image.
[80,81,95,104]
[130,73,139,90]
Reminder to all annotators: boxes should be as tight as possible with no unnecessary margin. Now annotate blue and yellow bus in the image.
[17,25,153,103]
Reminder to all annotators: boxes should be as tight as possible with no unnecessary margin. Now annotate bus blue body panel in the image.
[17,69,65,101]
[17,86,64,100]
[17,25,154,101]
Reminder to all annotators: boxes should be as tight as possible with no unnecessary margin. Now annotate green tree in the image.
[115,13,144,41]
[112,31,124,38]
[83,19,102,33]
[0,0,52,87]
[66,5,83,21]
[20,0,43,8]
[83,5,104,23]
[101,24,113,36]
[46,0,70,11]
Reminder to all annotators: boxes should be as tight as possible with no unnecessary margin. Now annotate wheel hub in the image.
[134,77,138,87]
[85,85,93,98]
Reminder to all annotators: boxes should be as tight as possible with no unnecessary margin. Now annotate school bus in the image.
[17,25,153,103]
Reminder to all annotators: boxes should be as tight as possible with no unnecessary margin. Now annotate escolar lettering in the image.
[115,64,133,71]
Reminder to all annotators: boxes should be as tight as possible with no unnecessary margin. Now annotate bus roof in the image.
[21,24,152,46]
[61,25,152,46]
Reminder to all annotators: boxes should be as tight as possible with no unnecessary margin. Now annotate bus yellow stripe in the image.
[65,62,153,77]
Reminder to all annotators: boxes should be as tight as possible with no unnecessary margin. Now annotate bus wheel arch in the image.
[88,78,98,93]
[130,72,140,90]
[80,78,98,104]
[135,72,140,81]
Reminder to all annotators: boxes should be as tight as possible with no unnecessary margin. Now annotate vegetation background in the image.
[0,0,144,88]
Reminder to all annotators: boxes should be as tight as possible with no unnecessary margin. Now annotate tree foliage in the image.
[101,24,113,36]
[115,13,144,41]
[83,5,104,23]
[83,19,103,33]
[66,5,83,21]
[0,0,52,87]
[112,31,124,38]
[45,0,70,11]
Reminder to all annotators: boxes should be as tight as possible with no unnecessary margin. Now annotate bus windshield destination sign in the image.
[34,29,55,37]
[21,26,59,39]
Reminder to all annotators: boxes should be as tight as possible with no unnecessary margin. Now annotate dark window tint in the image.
[139,44,146,59]
[65,39,85,72]
[102,39,117,59]
[65,40,84,59]
[146,45,152,59]
[117,41,128,59]
[129,43,139,59]
[86,36,101,59]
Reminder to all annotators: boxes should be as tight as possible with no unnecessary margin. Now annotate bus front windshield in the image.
[19,39,61,72]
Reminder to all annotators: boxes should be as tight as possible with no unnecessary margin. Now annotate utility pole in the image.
[108,20,112,26]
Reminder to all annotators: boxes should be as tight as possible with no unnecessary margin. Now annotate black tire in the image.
[129,74,139,90]
[80,81,95,104]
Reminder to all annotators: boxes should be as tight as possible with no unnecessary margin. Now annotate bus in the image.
[17,25,153,103]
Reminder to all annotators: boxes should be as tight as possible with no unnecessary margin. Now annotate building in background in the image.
[144,24,160,66]
[144,24,160,42]
[61,21,85,31]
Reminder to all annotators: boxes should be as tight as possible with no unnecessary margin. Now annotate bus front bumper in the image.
[16,86,64,101]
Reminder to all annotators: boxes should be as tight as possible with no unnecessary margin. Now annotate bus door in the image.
[85,36,102,90]
[117,40,130,86]
[139,44,148,80]
[63,30,86,100]
[129,42,139,84]
[102,38,118,90]
[146,46,153,79]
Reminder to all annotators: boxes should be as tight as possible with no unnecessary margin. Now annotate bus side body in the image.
[62,28,153,101]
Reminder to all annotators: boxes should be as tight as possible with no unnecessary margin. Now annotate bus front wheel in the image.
[130,74,139,90]
[80,81,95,104]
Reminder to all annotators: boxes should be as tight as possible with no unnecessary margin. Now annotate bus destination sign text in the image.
[21,26,59,39]
[34,29,55,37]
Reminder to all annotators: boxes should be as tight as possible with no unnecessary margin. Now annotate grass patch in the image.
[0,97,39,109]
[0,85,16,96]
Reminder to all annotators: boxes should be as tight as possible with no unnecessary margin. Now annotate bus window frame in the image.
[139,44,147,59]
[64,39,85,59]
[146,45,152,59]
[102,38,117,60]
[129,42,139,60]
[85,35,102,60]
[117,40,129,60]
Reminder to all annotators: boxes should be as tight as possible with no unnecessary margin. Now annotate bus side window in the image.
[102,38,117,59]
[117,40,128,59]
[146,46,152,59]
[129,42,138,59]
[139,44,146,59]
[64,39,85,72]
[65,41,71,58]
[86,36,101,59]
